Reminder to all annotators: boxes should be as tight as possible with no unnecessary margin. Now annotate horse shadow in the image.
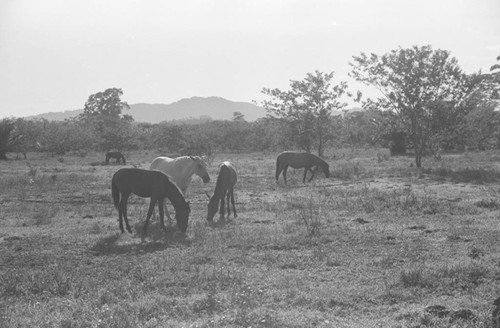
[207,217,234,229]
[90,222,191,256]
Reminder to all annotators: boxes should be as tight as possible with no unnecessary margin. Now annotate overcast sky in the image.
[1,0,499,119]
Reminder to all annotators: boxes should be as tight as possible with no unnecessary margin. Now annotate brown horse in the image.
[275,151,330,185]
[106,151,126,165]
[207,161,237,221]
[111,168,190,234]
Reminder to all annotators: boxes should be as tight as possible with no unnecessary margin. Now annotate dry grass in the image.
[1,149,500,327]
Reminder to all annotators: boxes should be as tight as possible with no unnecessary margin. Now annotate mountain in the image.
[27,97,267,123]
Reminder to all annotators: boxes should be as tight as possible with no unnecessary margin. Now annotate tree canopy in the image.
[261,70,348,156]
[350,45,485,167]
[80,88,131,120]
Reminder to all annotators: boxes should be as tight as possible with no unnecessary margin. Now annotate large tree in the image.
[350,45,484,167]
[261,70,348,156]
[80,88,131,120]
[78,88,134,150]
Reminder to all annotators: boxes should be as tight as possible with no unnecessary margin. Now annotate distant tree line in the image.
[0,46,499,166]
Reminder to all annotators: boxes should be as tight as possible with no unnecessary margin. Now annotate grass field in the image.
[1,149,500,327]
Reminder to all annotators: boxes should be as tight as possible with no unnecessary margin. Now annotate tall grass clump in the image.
[330,161,365,180]
[427,167,500,184]
[290,195,327,236]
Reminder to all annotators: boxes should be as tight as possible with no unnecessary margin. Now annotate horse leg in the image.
[307,167,316,182]
[118,194,125,233]
[230,189,237,218]
[143,198,156,235]
[226,190,231,218]
[158,198,167,231]
[219,190,226,219]
[276,163,283,182]
[283,166,289,185]
[123,196,132,233]
[120,193,132,233]
[163,201,173,223]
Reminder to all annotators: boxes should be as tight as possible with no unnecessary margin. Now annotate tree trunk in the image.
[414,144,424,168]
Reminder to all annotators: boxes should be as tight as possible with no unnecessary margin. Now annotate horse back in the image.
[113,168,168,198]
[218,162,237,188]
[150,156,174,170]
[278,151,323,168]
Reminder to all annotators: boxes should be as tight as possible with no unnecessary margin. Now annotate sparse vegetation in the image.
[1,149,499,327]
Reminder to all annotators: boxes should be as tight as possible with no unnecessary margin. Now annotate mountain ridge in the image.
[26,96,267,123]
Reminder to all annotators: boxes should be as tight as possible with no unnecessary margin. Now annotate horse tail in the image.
[111,175,120,209]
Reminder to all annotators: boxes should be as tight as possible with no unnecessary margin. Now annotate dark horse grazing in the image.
[111,168,190,234]
[106,151,126,165]
[207,161,237,221]
[275,151,330,185]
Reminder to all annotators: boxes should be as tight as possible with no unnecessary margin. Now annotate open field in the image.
[1,149,500,327]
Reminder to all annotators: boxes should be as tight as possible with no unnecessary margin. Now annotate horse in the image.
[150,156,210,195]
[206,161,237,221]
[111,168,190,234]
[106,151,126,165]
[275,151,330,185]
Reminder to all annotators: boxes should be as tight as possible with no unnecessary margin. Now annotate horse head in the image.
[206,196,218,221]
[190,156,211,183]
[175,201,190,233]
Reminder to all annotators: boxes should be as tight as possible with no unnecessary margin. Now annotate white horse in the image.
[150,156,211,219]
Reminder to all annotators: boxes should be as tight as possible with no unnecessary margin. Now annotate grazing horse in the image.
[275,151,330,185]
[111,168,190,234]
[150,156,210,195]
[207,161,238,221]
[106,151,126,165]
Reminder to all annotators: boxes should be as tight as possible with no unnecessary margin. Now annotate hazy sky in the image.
[1,0,499,119]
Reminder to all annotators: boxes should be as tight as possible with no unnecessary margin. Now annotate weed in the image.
[32,204,58,226]
[26,162,38,178]
[400,268,433,288]
[89,222,102,234]
[296,196,324,236]
[427,167,500,183]
[192,287,224,314]
[475,198,500,210]
[330,162,365,180]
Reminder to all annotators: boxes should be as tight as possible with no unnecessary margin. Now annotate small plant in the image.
[33,205,57,226]
[475,198,500,210]
[296,196,324,236]
[192,286,223,314]
[26,162,38,179]
[377,152,390,163]
[400,268,433,288]
[89,223,102,234]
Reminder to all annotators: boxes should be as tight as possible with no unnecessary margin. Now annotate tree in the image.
[9,118,44,158]
[261,70,348,156]
[80,88,131,120]
[232,111,245,121]
[350,45,484,167]
[0,119,16,159]
[78,88,134,150]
